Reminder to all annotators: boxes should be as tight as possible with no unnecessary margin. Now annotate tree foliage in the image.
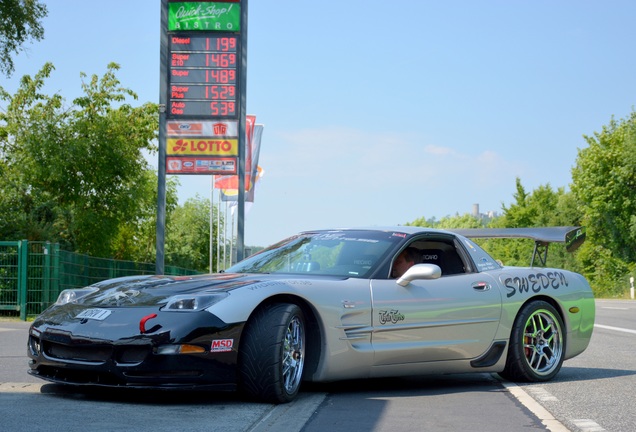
[166,196,222,272]
[0,63,162,258]
[571,111,636,295]
[0,0,47,77]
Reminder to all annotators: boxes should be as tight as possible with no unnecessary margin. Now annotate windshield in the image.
[227,230,403,278]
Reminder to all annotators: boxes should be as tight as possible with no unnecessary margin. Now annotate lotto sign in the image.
[167,138,238,156]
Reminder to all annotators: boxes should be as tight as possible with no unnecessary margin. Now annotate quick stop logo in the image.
[167,138,237,156]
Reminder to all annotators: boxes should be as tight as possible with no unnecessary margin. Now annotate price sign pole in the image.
[157,0,247,274]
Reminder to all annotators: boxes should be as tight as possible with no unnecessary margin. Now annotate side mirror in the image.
[396,264,442,287]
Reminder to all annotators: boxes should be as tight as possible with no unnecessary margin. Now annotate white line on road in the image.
[594,324,636,335]
[570,419,606,432]
[0,383,44,393]
[500,381,570,432]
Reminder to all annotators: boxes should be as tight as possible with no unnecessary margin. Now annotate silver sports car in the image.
[28,226,594,404]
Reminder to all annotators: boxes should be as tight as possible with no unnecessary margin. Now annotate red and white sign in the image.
[167,120,238,137]
[211,339,234,352]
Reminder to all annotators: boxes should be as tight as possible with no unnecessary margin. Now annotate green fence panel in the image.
[0,241,201,319]
[0,241,20,312]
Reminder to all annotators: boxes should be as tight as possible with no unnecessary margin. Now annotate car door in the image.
[370,262,502,366]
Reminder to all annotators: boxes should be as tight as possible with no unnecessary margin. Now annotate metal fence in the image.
[0,241,200,320]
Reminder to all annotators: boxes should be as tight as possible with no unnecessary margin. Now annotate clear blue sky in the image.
[4,1,636,247]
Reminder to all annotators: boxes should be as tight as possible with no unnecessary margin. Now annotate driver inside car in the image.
[391,247,418,278]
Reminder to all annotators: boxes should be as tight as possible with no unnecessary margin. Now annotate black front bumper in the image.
[27,308,245,390]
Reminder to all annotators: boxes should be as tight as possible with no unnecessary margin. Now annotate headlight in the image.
[55,287,99,305]
[161,292,228,312]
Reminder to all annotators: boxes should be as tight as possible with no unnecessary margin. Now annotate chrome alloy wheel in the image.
[282,315,305,394]
[522,308,564,377]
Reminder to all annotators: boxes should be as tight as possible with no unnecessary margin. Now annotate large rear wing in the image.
[448,226,586,267]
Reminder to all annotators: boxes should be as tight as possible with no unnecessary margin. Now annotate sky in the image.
[3,1,636,247]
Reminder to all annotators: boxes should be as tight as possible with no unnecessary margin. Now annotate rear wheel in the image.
[239,303,306,403]
[499,300,565,382]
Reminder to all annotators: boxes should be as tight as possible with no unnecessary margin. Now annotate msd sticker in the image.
[211,339,234,353]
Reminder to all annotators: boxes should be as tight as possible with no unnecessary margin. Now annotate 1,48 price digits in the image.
[207,69,236,84]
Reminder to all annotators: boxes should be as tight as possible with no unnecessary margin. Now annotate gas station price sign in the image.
[168,35,239,118]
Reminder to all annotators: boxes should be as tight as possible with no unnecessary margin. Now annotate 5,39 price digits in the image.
[210,101,235,116]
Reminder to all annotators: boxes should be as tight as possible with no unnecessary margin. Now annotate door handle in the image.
[472,281,491,291]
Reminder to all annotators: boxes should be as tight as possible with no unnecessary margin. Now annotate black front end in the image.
[28,306,245,391]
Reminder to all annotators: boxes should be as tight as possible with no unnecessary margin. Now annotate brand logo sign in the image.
[168,2,240,31]
[211,339,234,352]
[167,138,237,156]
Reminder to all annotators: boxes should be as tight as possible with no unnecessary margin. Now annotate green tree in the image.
[0,62,161,258]
[0,0,47,77]
[165,196,222,272]
[485,179,582,269]
[571,111,636,295]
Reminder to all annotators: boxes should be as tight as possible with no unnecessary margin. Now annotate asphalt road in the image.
[1,299,634,432]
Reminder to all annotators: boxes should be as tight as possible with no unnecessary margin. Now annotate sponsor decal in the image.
[379,309,405,325]
[211,339,234,352]
[501,271,569,298]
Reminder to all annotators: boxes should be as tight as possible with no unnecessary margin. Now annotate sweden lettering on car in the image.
[500,271,569,298]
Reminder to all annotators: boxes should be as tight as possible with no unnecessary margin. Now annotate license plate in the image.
[76,308,112,321]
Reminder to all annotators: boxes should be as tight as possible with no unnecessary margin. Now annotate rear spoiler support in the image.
[448,227,586,267]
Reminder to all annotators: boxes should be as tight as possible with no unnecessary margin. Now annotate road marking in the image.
[500,381,569,432]
[594,324,636,335]
[0,383,44,393]
[570,419,605,431]
[525,386,558,402]
[248,392,326,432]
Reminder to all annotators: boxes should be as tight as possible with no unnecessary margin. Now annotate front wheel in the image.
[499,300,565,382]
[239,303,306,403]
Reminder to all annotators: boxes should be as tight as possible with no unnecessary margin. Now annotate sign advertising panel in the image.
[164,0,242,176]
[168,1,240,31]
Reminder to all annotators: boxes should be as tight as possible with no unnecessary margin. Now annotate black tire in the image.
[238,303,306,403]
[499,300,566,382]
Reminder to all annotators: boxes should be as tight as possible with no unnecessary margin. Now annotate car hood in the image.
[70,273,267,308]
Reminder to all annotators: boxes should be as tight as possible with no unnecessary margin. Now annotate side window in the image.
[395,237,470,277]
[458,238,501,272]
